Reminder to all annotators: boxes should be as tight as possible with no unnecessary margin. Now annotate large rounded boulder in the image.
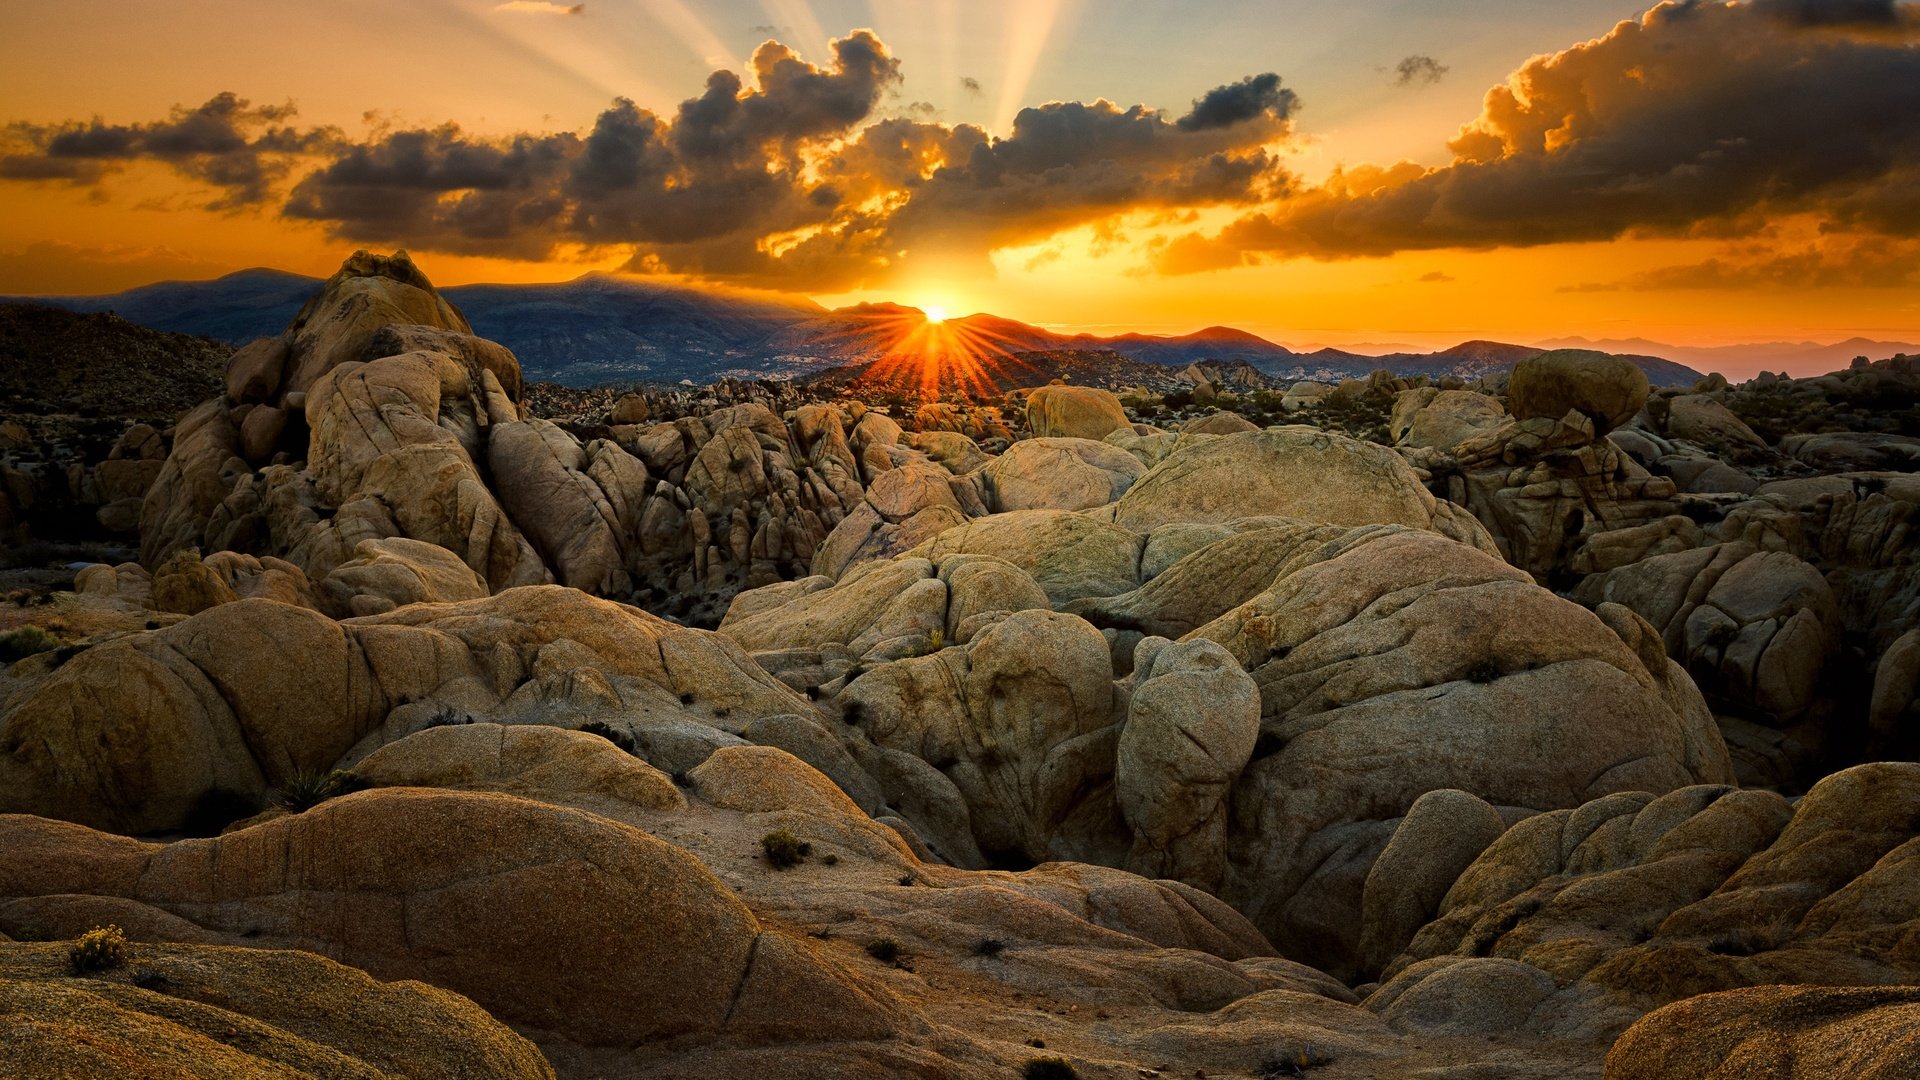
[1025,385,1131,441]
[1507,350,1650,435]
[1111,427,1497,552]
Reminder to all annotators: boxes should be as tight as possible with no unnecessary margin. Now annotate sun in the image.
[923,305,949,324]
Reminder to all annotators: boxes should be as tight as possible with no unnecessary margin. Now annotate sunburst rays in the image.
[814,305,1048,400]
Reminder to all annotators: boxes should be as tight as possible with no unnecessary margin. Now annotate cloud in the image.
[1393,55,1448,86]
[0,93,339,208]
[1749,0,1912,26]
[1418,270,1454,283]
[1156,0,1920,270]
[496,2,585,14]
[960,76,983,95]
[0,36,1296,290]
[1176,73,1298,131]
[1581,233,1920,290]
[276,31,904,265]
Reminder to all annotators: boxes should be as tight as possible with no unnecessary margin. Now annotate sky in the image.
[2,0,1918,359]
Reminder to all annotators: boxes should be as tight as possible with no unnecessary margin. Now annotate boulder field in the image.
[4,252,1919,1078]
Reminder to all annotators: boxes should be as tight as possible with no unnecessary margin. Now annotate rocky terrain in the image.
[2,250,1918,1078]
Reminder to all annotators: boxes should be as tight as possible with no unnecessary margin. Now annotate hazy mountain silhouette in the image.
[13,268,1722,387]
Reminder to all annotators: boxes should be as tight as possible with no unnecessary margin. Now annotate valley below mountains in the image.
[2,251,1919,1079]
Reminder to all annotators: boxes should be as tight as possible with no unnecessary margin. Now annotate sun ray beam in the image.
[641,0,740,69]
[993,0,1076,135]
[756,0,829,58]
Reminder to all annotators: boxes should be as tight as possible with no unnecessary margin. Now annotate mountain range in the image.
[1534,336,1920,378]
[42,266,1920,388]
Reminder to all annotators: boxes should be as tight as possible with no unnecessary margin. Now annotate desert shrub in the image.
[68,925,128,974]
[821,853,841,866]
[761,829,812,869]
[577,720,637,754]
[0,626,60,663]
[864,938,902,965]
[275,770,369,813]
[423,705,471,729]
[900,629,947,659]
[1023,1057,1079,1080]
[972,937,1006,958]
[1465,659,1503,684]
[182,787,260,838]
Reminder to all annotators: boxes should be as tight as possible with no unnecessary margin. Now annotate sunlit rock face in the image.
[9,249,1920,1080]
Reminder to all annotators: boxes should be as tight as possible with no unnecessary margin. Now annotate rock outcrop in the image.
[0,586,809,833]
[0,941,555,1078]
[1025,384,1131,441]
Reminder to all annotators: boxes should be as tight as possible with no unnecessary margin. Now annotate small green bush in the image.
[275,770,369,813]
[0,626,61,663]
[864,938,902,965]
[69,925,129,974]
[1023,1056,1079,1080]
[761,829,812,869]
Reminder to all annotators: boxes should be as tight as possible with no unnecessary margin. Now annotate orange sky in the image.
[3,0,1917,364]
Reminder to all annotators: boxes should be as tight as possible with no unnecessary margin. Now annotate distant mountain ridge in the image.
[1534,336,1920,377]
[0,266,1767,388]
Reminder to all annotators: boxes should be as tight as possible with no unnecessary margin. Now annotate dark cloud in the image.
[1418,270,1454,283]
[876,81,1294,262]
[1157,1,1920,270]
[280,45,1294,287]
[621,70,1295,286]
[0,34,1297,290]
[281,31,901,263]
[0,93,338,208]
[1393,55,1448,86]
[1176,73,1296,131]
[1749,0,1910,26]
[960,76,983,95]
